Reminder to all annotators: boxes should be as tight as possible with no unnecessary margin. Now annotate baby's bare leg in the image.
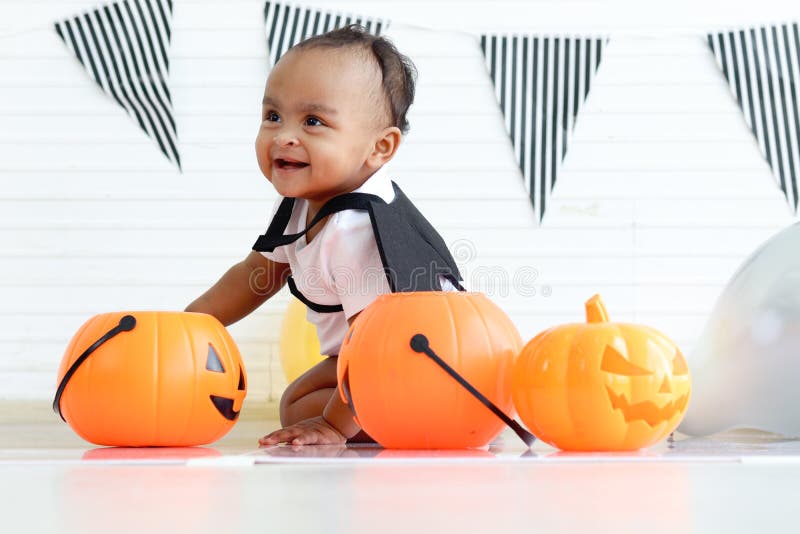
[280,357,338,426]
[278,356,373,443]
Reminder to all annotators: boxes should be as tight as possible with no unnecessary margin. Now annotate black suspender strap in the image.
[264,197,295,238]
[253,192,384,252]
[253,192,383,314]
[287,276,344,313]
[252,196,294,252]
[251,186,464,314]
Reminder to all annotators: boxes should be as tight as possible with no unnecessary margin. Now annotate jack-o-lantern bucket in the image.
[54,311,247,447]
[513,295,691,451]
[338,292,523,449]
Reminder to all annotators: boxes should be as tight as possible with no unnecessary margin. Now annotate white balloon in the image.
[679,222,800,437]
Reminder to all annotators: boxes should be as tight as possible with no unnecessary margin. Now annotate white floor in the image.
[2,418,800,533]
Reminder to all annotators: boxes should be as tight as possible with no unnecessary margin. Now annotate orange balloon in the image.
[55,311,247,447]
[338,292,522,449]
[513,295,691,451]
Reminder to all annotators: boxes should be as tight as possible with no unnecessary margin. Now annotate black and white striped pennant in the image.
[54,0,180,170]
[264,1,389,65]
[708,24,800,213]
[481,35,605,221]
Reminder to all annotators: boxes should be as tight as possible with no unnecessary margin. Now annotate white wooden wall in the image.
[1,0,799,409]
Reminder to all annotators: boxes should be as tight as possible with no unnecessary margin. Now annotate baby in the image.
[186,25,462,446]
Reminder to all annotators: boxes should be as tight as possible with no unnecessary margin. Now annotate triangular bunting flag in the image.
[264,1,389,65]
[54,0,180,170]
[708,24,800,213]
[480,35,605,221]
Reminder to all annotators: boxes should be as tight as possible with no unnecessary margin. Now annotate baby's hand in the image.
[258,416,346,447]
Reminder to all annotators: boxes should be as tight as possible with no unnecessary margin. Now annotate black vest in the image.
[252,181,464,313]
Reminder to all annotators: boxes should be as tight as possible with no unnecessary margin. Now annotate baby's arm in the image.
[186,250,289,326]
[258,393,359,446]
[321,382,362,438]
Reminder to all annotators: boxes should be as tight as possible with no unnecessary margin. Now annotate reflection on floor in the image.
[2,419,800,533]
[4,418,800,465]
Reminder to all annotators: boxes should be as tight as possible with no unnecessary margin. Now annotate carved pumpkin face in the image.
[513,295,691,451]
[56,311,247,447]
[338,292,522,449]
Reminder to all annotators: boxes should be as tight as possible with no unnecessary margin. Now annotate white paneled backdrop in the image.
[1,0,799,413]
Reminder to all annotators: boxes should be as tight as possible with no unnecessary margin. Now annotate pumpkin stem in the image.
[585,294,609,323]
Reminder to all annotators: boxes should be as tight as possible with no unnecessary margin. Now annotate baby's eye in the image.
[264,110,280,122]
[304,116,323,127]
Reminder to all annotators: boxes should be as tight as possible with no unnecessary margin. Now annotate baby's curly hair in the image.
[290,25,417,134]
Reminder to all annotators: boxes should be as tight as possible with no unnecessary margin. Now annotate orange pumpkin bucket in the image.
[337,292,525,449]
[54,311,247,447]
[513,295,691,451]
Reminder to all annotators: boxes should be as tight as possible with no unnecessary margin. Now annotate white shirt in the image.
[261,167,458,355]
[260,167,396,355]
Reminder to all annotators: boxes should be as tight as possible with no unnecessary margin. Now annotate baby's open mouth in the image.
[275,158,309,170]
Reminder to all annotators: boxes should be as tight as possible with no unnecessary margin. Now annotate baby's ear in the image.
[366,126,402,169]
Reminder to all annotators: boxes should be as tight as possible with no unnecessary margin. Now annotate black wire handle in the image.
[53,315,137,421]
[409,333,536,448]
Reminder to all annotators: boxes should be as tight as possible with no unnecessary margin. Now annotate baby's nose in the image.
[275,131,300,146]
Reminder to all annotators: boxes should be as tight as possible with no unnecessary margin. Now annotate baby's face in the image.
[255,47,388,205]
